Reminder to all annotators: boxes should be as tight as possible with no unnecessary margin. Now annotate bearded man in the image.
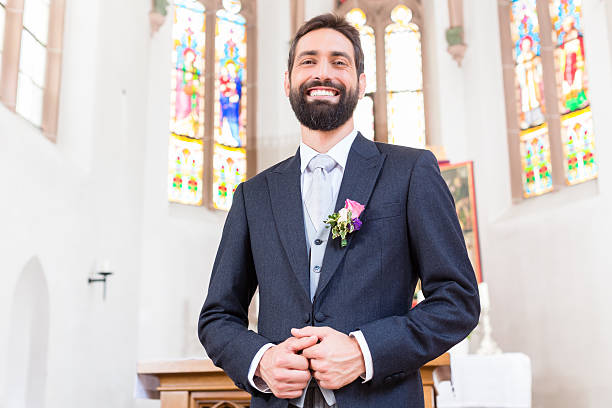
[199,13,480,408]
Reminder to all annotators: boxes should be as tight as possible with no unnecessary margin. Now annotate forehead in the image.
[295,28,355,61]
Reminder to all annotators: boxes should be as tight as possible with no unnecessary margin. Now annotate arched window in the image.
[0,0,65,141]
[168,0,255,210]
[336,0,427,148]
[499,0,597,199]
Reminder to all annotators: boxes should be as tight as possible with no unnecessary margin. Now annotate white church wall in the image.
[0,0,149,407]
[136,0,301,370]
[462,1,612,407]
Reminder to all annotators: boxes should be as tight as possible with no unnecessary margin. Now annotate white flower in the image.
[338,208,350,222]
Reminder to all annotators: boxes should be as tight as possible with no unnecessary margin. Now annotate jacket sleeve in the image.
[358,150,481,386]
[198,183,272,395]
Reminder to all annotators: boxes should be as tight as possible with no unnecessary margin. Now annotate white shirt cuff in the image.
[247,343,275,392]
[349,330,373,382]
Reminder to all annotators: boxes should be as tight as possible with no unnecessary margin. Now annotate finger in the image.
[301,343,324,360]
[291,326,331,339]
[283,368,311,384]
[285,335,318,352]
[308,358,326,373]
[271,368,309,386]
[279,353,310,370]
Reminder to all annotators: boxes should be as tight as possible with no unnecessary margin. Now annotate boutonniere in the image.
[324,199,365,247]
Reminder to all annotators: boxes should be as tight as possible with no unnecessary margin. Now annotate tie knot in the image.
[307,154,336,173]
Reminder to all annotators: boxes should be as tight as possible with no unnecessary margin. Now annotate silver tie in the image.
[305,154,337,231]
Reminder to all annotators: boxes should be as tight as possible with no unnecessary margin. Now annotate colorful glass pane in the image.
[214,4,247,148]
[510,0,547,130]
[353,95,374,141]
[549,0,589,114]
[213,143,246,210]
[168,134,204,205]
[346,8,376,93]
[519,125,554,197]
[560,107,597,184]
[170,0,206,140]
[387,91,425,148]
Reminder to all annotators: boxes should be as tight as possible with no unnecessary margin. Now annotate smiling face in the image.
[285,28,366,131]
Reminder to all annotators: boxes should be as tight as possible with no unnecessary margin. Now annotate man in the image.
[199,14,480,408]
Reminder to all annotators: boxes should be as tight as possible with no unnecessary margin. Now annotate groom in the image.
[199,13,480,408]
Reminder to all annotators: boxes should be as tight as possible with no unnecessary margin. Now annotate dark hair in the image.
[287,13,364,79]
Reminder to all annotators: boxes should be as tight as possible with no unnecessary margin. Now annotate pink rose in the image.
[345,199,365,218]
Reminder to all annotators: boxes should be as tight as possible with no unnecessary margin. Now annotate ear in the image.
[284,71,291,97]
[358,72,366,99]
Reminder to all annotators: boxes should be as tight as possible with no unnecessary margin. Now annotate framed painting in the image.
[439,161,483,283]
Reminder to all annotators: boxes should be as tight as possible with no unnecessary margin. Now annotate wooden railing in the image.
[137,354,449,408]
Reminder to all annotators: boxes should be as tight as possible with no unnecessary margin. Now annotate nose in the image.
[314,58,331,81]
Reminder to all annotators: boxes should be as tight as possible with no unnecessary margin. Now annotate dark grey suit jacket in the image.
[199,133,480,407]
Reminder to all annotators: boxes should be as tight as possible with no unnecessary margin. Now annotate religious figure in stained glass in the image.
[510,0,554,197]
[168,0,206,205]
[548,0,597,185]
[385,5,426,148]
[215,0,247,148]
[213,0,247,210]
[511,0,546,130]
[549,0,588,113]
[170,0,206,140]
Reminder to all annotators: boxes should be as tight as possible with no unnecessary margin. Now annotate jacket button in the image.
[314,239,323,245]
[314,312,326,322]
[304,313,311,323]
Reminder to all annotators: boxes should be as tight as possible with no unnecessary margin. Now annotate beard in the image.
[289,79,359,131]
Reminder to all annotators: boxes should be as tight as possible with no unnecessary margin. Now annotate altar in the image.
[136,354,450,408]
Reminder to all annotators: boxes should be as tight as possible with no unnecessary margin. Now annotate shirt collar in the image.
[299,128,358,173]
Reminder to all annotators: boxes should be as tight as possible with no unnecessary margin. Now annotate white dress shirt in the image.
[248,128,374,397]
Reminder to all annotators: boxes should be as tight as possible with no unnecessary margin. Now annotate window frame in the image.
[498,0,597,202]
[0,0,65,142]
[169,0,257,210]
[335,0,431,145]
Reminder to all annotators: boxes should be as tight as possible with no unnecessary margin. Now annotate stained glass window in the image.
[168,135,204,205]
[346,8,375,140]
[385,5,425,148]
[510,0,553,197]
[346,8,375,141]
[548,0,597,184]
[16,0,50,128]
[213,143,247,210]
[170,0,206,140]
[168,0,206,205]
[213,0,247,210]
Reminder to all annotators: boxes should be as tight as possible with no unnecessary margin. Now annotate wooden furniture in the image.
[137,353,450,408]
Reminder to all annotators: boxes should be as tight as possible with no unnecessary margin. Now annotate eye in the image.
[334,60,348,66]
[301,59,314,65]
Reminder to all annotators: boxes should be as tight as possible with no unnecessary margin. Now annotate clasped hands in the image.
[255,326,366,399]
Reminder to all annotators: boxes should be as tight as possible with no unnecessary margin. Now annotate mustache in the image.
[299,79,346,94]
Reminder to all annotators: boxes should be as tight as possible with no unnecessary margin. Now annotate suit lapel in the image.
[267,151,310,300]
[315,133,386,300]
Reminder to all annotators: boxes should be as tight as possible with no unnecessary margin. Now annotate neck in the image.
[301,119,354,153]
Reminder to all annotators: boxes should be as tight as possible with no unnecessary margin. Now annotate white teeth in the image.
[310,89,336,97]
